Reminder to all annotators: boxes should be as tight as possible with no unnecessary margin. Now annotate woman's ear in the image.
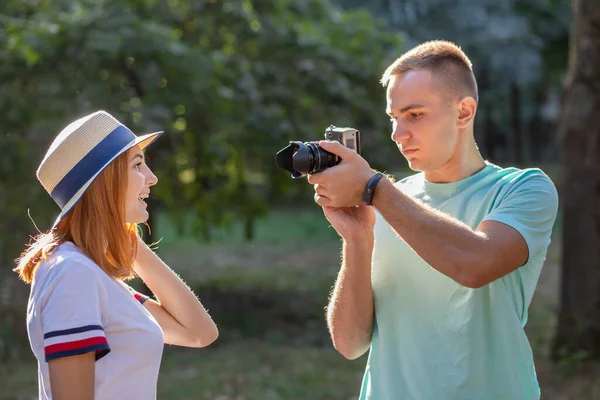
[456,96,477,129]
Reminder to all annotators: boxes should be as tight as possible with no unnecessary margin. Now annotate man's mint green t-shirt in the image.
[359,163,559,400]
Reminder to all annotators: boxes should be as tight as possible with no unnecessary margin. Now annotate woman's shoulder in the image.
[28,242,110,313]
[35,242,103,284]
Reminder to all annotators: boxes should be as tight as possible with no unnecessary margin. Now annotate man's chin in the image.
[406,161,423,172]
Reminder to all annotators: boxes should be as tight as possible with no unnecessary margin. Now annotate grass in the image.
[3,207,600,399]
[0,342,365,400]
[158,342,364,400]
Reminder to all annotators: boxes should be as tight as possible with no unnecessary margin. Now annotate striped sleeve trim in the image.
[43,324,104,339]
[133,292,149,304]
[126,286,149,304]
[44,324,110,362]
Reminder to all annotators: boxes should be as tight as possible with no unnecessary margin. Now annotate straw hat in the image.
[36,110,163,228]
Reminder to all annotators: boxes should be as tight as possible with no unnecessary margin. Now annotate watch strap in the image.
[362,172,384,206]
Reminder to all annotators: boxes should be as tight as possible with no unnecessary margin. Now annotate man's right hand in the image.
[322,204,376,242]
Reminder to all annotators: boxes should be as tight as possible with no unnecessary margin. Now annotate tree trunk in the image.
[552,0,600,360]
[244,216,255,242]
[510,82,524,165]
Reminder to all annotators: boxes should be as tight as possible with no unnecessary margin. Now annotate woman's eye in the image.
[134,163,142,171]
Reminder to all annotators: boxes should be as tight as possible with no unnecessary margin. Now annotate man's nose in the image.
[391,122,410,143]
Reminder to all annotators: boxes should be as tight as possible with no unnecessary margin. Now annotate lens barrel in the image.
[275,141,339,179]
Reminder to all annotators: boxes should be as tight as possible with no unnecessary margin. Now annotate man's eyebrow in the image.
[387,103,427,116]
[399,103,426,113]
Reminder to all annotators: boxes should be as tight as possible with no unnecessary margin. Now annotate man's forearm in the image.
[327,236,374,360]
[372,177,492,288]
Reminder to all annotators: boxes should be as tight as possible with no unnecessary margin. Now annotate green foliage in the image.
[155,208,339,246]
[0,0,403,266]
[336,0,571,163]
[555,347,591,376]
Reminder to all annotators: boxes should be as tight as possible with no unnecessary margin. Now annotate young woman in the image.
[15,110,218,400]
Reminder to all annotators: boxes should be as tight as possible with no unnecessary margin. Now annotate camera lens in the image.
[275,141,339,179]
[303,142,338,175]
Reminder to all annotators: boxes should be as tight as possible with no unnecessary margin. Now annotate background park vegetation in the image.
[3,0,600,398]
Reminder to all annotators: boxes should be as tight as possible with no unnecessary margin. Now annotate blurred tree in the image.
[0,0,404,359]
[0,0,403,267]
[0,0,408,276]
[336,0,570,164]
[552,0,600,360]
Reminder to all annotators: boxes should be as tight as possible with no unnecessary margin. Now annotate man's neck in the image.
[424,142,486,184]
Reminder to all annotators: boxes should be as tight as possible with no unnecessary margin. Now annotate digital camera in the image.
[275,125,361,179]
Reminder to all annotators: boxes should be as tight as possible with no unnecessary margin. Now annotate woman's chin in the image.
[126,210,149,224]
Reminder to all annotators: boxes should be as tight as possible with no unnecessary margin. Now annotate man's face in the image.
[386,70,459,173]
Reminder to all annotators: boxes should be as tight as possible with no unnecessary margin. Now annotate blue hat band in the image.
[50,125,136,209]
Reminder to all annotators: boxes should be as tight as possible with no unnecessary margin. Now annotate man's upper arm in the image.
[473,171,559,286]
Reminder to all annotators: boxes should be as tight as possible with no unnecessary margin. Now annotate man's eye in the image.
[410,112,423,119]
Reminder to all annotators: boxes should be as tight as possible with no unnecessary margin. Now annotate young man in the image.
[307,40,558,399]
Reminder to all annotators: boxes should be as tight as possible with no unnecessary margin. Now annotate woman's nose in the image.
[146,168,158,186]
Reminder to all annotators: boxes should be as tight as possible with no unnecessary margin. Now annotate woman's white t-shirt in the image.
[26,241,164,399]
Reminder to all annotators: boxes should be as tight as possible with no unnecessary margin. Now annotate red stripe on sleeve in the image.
[45,336,108,356]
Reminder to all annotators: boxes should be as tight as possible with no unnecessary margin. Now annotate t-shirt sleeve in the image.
[483,170,559,260]
[122,282,150,304]
[41,261,111,362]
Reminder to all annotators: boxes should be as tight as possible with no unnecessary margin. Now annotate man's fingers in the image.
[307,173,321,185]
[314,183,328,197]
[314,193,332,207]
[318,140,353,157]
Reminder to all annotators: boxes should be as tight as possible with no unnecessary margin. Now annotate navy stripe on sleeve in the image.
[44,324,104,339]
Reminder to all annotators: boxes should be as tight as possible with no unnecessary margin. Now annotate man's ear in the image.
[456,96,477,129]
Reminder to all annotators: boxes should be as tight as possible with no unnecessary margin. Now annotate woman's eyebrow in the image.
[130,153,144,162]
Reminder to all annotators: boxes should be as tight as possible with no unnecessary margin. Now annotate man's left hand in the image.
[307,140,376,207]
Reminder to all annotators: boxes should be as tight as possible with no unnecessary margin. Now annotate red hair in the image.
[15,152,139,283]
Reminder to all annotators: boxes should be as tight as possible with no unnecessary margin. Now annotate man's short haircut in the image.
[381,40,479,103]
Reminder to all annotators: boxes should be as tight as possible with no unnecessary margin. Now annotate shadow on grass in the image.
[195,284,332,347]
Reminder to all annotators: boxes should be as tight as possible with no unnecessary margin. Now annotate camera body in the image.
[275,125,361,179]
[324,125,361,155]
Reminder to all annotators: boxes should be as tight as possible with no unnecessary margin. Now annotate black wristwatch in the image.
[362,172,384,206]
